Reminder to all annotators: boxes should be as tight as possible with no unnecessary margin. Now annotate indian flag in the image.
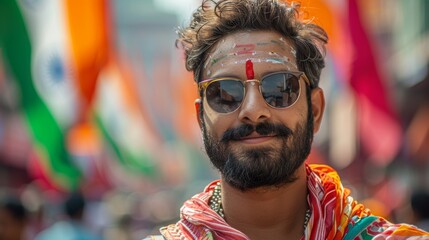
[65,0,109,116]
[94,57,160,179]
[0,0,106,190]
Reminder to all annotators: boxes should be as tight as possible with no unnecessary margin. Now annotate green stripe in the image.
[94,114,159,179]
[344,216,378,240]
[0,0,81,190]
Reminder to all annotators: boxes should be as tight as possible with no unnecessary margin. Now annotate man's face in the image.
[197,31,319,191]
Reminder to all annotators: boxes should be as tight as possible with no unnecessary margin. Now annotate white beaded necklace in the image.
[209,182,312,229]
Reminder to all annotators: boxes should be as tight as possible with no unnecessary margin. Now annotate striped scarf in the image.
[159,164,429,239]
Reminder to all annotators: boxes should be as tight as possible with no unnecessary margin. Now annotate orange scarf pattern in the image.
[306,164,370,239]
[158,164,429,239]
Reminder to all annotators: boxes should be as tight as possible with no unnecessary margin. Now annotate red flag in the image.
[348,0,401,165]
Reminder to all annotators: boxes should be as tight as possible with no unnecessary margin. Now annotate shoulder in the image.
[345,215,429,239]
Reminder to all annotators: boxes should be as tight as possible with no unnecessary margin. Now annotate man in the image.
[146,0,429,239]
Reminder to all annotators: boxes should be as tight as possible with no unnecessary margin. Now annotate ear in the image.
[195,98,203,128]
[310,87,325,133]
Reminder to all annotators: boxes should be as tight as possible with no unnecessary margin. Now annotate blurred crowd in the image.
[1,0,429,239]
[1,186,429,240]
[0,183,187,240]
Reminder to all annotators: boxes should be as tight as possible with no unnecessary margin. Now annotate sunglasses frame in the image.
[198,71,311,114]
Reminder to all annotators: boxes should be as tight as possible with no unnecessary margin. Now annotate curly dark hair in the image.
[176,0,328,88]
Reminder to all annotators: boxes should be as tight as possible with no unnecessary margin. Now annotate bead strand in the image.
[209,182,224,218]
[209,182,311,230]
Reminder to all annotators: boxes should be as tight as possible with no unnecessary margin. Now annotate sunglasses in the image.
[199,71,310,114]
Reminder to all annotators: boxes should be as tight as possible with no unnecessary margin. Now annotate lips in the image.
[239,132,274,140]
[237,132,276,144]
[221,122,292,142]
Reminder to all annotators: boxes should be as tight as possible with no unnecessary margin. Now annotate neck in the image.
[220,164,309,240]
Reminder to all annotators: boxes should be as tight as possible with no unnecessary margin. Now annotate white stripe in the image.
[18,0,78,128]
[95,64,158,160]
[178,221,197,239]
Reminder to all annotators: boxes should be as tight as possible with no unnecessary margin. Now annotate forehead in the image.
[203,31,297,79]
[212,31,293,52]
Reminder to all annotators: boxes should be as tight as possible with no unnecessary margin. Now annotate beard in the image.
[201,104,314,191]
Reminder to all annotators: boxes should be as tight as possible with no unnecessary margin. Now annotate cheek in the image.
[294,87,310,120]
[203,100,234,138]
[295,102,309,124]
[277,98,308,131]
[203,100,219,123]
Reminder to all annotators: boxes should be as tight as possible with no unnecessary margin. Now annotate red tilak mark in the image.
[246,59,254,80]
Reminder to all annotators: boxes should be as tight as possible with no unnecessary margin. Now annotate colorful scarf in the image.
[158,164,429,239]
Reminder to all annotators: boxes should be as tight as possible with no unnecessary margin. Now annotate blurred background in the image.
[0,0,428,239]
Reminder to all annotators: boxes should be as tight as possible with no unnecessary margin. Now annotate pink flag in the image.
[348,0,401,165]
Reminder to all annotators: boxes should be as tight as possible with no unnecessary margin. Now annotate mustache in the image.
[221,122,292,142]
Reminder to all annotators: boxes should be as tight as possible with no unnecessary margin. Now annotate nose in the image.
[237,82,271,123]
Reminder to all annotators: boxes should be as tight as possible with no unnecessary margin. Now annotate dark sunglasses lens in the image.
[206,80,244,113]
[261,73,300,108]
